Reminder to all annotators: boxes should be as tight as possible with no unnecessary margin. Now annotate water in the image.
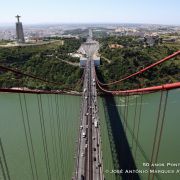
[0,89,180,180]
[0,93,81,180]
[99,89,180,180]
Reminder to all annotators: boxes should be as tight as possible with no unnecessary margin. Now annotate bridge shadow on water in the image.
[103,94,140,180]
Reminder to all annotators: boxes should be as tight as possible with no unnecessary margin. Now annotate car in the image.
[82,132,86,138]
[98,163,101,167]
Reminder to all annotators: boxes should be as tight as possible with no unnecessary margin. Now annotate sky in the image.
[0,0,180,25]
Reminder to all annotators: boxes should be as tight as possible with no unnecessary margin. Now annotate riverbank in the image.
[0,87,81,96]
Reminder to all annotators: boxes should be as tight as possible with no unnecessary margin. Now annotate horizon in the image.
[0,22,180,28]
[0,0,180,26]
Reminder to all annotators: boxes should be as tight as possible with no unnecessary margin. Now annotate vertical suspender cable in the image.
[36,94,51,180]
[47,95,60,180]
[131,70,144,180]
[154,91,169,162]
[123,95,128,127]
[18,94,35,180]
[152,91,169,180]
[0,156,7,180]
[131,95,138,151]
[134,92,143,161]
[131,75,141,150]
[39,94,52,180]
[119,96,122,119]
[134,75,144,161]
[148,90,163,180]
[50,95,61,180]
[23,94,39,180]
[125,94,130,134]
[0,138,11,180]
[55,94,65,179]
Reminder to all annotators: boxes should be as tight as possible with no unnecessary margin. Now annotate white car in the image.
[82,132,86,138]
[83,88,87,93]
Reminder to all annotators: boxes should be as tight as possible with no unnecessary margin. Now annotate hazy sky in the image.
[0,0,180,25]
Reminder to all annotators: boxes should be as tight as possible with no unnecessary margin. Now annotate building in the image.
[80,57,88,67]
[93,55,100,66]
[144,34,160,46]
[162,38,176,43]
[80,56,100,68]
[15,15,25,43]
[109,44,124,49]
[79,40,100,68]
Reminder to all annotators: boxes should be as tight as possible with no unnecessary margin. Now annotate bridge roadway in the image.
[73,40,104,180]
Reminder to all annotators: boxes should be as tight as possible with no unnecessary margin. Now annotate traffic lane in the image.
[77,64,89,179]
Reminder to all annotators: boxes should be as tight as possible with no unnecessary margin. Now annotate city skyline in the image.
[0,0,180,25]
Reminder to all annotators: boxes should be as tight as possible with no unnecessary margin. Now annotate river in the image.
[0,93,80,180]
[0,89,179,180]
[99,88,180,180]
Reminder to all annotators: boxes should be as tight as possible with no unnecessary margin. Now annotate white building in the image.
[93,55,100,66]
[80,57,88,67]
[80,56,100,68]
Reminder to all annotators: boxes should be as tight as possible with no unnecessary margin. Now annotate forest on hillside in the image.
[0,36,179,92]
[0,38,84,91]
[96,36,180,91]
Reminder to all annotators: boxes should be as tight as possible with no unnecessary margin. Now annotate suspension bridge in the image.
[0,32,180,180]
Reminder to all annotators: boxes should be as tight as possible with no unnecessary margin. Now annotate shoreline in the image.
[0,87,81,96]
